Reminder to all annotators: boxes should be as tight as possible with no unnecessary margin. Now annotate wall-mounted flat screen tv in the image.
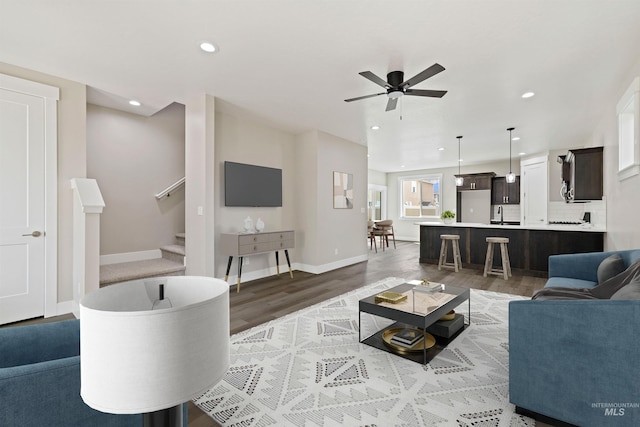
[224,161,283,207]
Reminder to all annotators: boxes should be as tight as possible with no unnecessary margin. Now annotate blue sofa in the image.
[545,249,640,289]
[509,249,640,426]
[0,319,188,426]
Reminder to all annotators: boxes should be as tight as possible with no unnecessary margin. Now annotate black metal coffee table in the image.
[359,282,470,364]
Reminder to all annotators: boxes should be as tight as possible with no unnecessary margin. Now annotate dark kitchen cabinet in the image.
[566,147,603,201]
[455,172,495,191]
[491,176,520,205]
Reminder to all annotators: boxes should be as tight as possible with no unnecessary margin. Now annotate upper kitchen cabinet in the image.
[456,172,495,191]
[491,176,520,205]
[566,147,603,201]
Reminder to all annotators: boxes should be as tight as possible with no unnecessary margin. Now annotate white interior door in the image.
[522,159,548,225]
[0,88,46,324]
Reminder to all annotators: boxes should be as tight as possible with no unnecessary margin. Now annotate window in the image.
[399,174,442,218]
[617,77,640,181]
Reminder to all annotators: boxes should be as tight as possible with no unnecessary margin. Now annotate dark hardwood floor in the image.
[189,240,548,427]
[5,240,549,427]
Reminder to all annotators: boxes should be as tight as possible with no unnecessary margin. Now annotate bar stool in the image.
[483,237,512,280]
[438,234,463,272]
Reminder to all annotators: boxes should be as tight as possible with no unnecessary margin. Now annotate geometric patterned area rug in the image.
[194,277,535,426]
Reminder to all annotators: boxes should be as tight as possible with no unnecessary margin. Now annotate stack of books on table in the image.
[390,329,424,348]
[408,279,445,293]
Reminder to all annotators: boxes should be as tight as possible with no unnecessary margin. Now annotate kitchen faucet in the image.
[498,206,504,225]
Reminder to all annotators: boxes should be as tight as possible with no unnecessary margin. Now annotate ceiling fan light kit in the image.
[344,63,447,111]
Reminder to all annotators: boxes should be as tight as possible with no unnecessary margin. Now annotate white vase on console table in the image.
[243,216,254,233]
[255,218,265,232]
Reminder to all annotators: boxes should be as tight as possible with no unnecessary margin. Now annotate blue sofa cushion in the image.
[611,280,640,299]
[545,277,596,289]
[597,253,625,284]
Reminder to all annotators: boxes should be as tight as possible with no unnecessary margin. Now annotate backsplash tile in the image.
[491,204,521,222]
[548,200,606,227]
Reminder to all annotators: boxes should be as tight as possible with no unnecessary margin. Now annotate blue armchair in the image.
[0,320,141,426]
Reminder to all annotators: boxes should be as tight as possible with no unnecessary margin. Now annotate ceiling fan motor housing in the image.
[387,71,405,87]
[386,71,406,98]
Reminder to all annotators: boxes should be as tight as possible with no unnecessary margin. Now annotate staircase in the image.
[99,233,186,287]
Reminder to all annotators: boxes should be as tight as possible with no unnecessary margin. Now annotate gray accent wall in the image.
[87,103,186,255]
[211,104,368,279]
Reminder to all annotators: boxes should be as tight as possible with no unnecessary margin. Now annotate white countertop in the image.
[415,221,606,233]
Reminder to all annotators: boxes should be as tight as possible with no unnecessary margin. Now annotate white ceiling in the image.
[2,1,640,173]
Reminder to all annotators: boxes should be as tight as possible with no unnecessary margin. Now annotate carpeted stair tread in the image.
[160,244,186,255]
[100,258,186,287]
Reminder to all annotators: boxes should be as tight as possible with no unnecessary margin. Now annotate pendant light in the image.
[506,127,516,184]
[455,136,464,186]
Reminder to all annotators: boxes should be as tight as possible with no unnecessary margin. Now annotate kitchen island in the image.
[417,222,605,276]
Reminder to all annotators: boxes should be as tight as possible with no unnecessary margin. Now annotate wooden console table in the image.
[220,230,295,292]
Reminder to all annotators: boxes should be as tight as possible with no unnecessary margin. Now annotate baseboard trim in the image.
[100,249,161,265]
[296,254,368,275]
[221,255,369,286]
[51,300,76,318]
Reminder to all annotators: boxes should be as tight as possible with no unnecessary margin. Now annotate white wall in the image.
[213,104,297,278]
[594,54,640,250]
[311,130,368,268]
[185,94,216,277]
[368,169,386,186]
[87,103,185,255]
[385,160,521,241]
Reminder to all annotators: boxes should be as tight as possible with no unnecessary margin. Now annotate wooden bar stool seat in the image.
[438,234,463,272]
[483,236,512,280]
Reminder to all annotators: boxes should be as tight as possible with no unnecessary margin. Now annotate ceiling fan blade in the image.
[385,98,398,111]
[344,92,386,102]
[401,63,445,88]
[404,89,448,98]
[359,71,390,88]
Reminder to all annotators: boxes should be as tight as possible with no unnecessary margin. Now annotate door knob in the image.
[22,231,42,237]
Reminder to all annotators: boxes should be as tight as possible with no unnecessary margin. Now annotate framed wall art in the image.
[333,171,353,209]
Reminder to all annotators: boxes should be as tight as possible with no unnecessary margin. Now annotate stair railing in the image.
[155,177,185,199]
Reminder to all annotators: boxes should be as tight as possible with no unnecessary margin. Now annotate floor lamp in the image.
[80,276,230,427]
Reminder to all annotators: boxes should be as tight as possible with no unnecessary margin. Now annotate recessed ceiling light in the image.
[370,125,380,130]
[438,147,445,151]
[519,152,526,156]
[521,92,535,98]
[400,165,405,168]
[199,42,217,53]
[129,100,141,106]
[512,137,520,141]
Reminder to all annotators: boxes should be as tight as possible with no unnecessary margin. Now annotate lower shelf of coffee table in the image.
[361,321,467,364]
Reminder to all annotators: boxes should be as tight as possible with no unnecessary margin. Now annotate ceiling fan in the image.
[344,63,447,111]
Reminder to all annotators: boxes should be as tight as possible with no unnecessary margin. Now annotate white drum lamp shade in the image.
[80,276,230,416]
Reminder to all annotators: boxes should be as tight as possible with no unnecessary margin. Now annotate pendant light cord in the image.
[509,128,512,173]
[457,136,462,176]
